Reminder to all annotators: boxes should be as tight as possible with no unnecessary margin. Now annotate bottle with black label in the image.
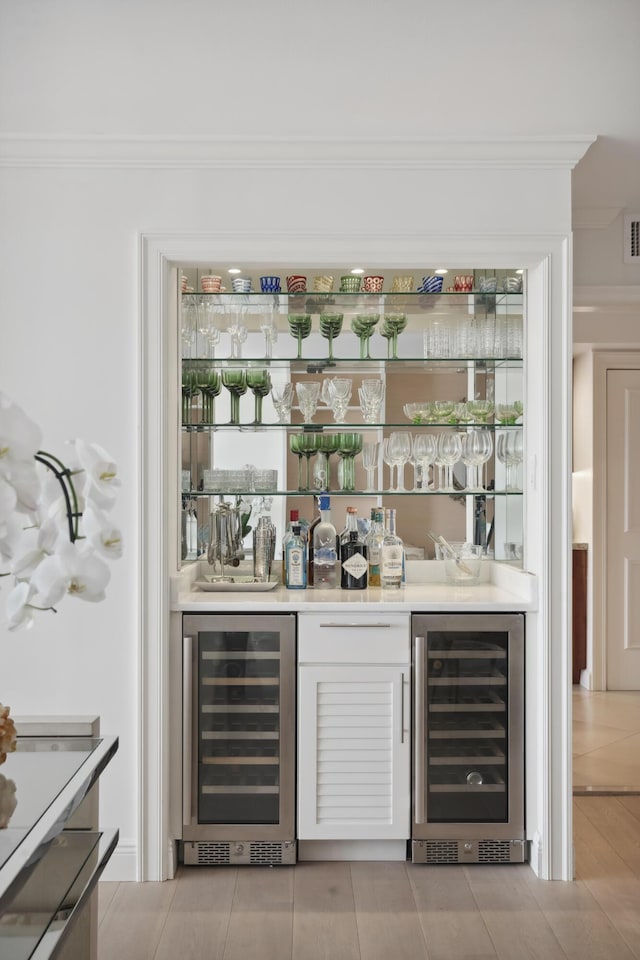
[340,509,368,590]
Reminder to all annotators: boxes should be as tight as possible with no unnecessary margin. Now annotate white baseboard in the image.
[528,833,543,877]
[298,839,407,861]
[100,839,137,881]
[579,668,593,689]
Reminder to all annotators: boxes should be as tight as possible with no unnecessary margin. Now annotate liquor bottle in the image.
[367,508,385,587]
[285,523,307,589]
[381,507,404,589]
[307,497,321,586]
[281,508,300,581]
[340,511,368,590]
[312,494,338,589]
[339,506,358,546]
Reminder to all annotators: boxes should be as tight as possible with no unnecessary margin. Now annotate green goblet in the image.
[288,313,312,360]
[335,432,363,491]
[289,433,306,491]
[351,314,379,360]
[198,367,221,423]
[246,368,272,424]
[221,368,247,425]
[313,433,339,491]
[181,364,200,424]
[297,432,321,491]
[380,313,408,359]
[319,313,343,362]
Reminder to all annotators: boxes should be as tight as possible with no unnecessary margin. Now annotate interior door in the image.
[606,368,640,689]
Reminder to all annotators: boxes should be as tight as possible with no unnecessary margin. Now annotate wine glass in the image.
[380,313,407,359]
[197,296,221,358]
[361,440,380,492]
[259,310,279,360]
[197,367,221,424]
[180,295,197,358]
[326,378,352,423]
[351,314,379,360]
[461,430,492,491]
[388,431,412,492]
[437,432,463,492]
[297,432,320,491]
[288,313,312,359]
[181,363,199,424]
[289,434,306,491]
[271,381,294,423]
[246,368,272,425]
[335,432,363,491]
[319,313,343,362]
[221,369,247,425]
[313,433,338,491]
[296,381,321,423]
[412,433,438,490]
[226,314,248,359]
[497,429,523,492]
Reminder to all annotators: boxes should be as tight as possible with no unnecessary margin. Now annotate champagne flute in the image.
[180,295,197,358]
[361,440,380,492]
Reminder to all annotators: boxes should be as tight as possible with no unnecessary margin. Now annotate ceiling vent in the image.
[624,214,640,263]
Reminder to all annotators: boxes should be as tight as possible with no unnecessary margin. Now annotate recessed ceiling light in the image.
[228,268,242,275]
[351,268,365,275]
[435,268,448,275]
[515,269,524,275]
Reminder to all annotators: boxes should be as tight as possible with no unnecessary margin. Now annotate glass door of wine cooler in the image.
[182,613,296,857]
[412,613,525,862]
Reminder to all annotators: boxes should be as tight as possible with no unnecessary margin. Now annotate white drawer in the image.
[298,612,410,664]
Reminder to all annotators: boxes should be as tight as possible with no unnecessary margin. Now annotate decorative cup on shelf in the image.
[201,275,222,293]
[478,276,498,293]
[362,275,384,293]
[260,275,281,293]
[286,275,307,293]
[391,275,413,293]
[339,275,361,293]
[417,275,444,294]
[503,275,523,293]
[453,275,474,292]
[231,277,252,293]
[180,274,188,292]
[313,275,334,293]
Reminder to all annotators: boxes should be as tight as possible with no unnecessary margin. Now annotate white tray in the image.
[195,577,279,593]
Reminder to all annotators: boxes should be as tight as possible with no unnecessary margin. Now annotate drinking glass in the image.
[432,400,455,423]
[380,313,407,359]
[325,377,352,423]
[197,296,222,358]
[297,432,320,491]
[197,367,221,423]
[226,316,248,359]
[181,363,200,423]
[319,313,343,362]
[382,437,396,491]
[351,314,379,360]
[496,403,519,425]
[296,381,321,423]
[412,433,438,490]
[221,369,247,425]
[289,434,306,491]
[461,430,492,491]
[388,431,412,492]
[288,313,312,359]
[335,432,363,491]
[246,368,272,424]
[313,433,338,491]
[259,311,279,359]
[437,432,463,492]
[361,440,380,492]
[497,429,523,492]
[271,381,293,423]
[467,399,494,423]
[359,379,385,424]
[180,295,197,358]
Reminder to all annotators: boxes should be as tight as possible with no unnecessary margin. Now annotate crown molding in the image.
[0,133,596,170]
[572,206,624,229]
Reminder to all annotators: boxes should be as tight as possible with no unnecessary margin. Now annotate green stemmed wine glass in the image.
[335,432,363,491]
[351,314,379,360]
[380,313,408,359]
[313,433,339,491]
[198,367,221,423]
[181,364,200,424]
[288,313,312,359]
[289,433,306,492]
[297,432,321,491]
[221,369,247,425]
[246,368,272,425]
[319,313,343,362]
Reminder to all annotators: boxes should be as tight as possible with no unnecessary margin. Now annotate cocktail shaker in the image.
[253,515,276,582]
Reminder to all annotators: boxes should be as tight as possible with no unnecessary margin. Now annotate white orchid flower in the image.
[82,506,123,560]
[74,440,120,510]
[11,519,59,579]
[0,393,42,469]
[0,475,17,524]
[6,581,36,631]
[30,541,111,607]
[0,513,24,569]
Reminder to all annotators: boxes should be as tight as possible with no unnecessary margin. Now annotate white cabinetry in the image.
[297,613,410,846]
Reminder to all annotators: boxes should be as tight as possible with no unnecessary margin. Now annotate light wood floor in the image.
[98,795,640,960]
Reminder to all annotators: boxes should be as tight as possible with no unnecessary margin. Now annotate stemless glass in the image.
[319,313,343,362]
[246,368,272,424]
[221,368,247,425]
[288,313,312,359]
[437,432,463,492]
[296,381,321,423]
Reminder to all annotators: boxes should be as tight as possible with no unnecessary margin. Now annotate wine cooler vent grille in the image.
[425,841,459,863]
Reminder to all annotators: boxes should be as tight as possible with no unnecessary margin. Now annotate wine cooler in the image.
[412,613,525,864]
[182,613,296,865]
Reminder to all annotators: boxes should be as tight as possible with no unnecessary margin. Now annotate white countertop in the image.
[172,560,537,613]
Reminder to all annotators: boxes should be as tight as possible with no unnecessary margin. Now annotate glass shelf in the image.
[182,290,523,312]
[181,421,523,431]
[181,357,523,370]
[184,489,522,499]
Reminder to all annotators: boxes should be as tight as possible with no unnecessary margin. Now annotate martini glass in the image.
[246,368,272,425]
[221,369,247,425]
[319,313,343,362]
[288,313,312,359]
[467,399,494,424]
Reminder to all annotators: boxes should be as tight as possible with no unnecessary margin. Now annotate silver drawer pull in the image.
[319,622,392,628]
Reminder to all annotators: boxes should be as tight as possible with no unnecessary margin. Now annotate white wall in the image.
[1,0,638,879]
